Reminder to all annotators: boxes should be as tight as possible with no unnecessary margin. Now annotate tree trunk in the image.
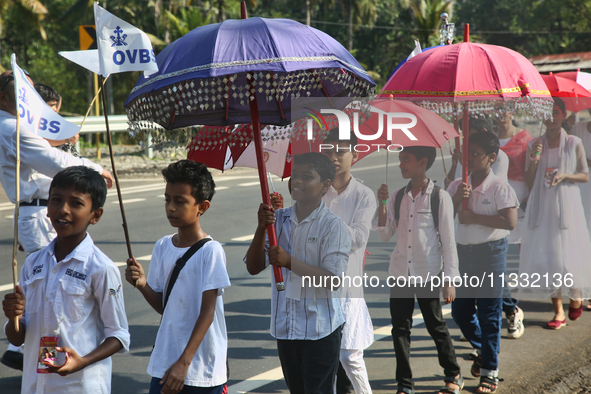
[218,0,226,22]
[347,0,353,51]
[155,0,162,34]
[306,0,311,25]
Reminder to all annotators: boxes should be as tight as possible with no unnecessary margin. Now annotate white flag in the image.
[11,54,81,141]
[59,4,158,77]
[94,3,158,77]
[408,40,422,60]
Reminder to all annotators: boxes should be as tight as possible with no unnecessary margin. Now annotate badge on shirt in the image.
[109,285,121,298]
[482,199,492,205]
[307,236,318,243]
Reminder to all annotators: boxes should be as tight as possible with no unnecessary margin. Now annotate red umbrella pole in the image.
[460,23,470,210]
[249,82,286,292]
[461,106,470,210]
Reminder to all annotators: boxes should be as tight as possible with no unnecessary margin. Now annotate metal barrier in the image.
[64,115,153,158]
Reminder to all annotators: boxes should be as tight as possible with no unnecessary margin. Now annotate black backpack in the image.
[393,183,441,232]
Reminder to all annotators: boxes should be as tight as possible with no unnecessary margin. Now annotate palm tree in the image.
[0,0,49,40]
[402,0,454,47]
[340,0,378,52]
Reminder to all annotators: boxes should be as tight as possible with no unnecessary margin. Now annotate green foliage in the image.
[1,0,590,137]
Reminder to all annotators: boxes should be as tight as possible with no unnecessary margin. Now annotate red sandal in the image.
[546,318,566,329]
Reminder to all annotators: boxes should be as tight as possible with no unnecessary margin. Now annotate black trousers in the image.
[276,325,343,394]
[390,284,460,390]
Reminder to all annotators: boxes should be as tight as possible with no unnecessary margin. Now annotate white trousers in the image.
[339,348,372,394]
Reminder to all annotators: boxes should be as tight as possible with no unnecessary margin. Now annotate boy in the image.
[245,152,351,394]
[2,166,130,393]
[372,146,462,394]
[322,128,375,394]
[447,132,519,394]
[125,160,230,394]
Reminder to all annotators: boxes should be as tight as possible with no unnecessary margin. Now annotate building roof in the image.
[529,52,591,73]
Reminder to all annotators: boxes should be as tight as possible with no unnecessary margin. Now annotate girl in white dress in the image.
[519,99,591,329]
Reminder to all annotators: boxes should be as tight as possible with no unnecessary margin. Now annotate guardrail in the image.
[64,115,153,158]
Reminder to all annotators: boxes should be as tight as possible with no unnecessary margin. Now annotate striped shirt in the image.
[372,180,460,281]
[249,200,351,340]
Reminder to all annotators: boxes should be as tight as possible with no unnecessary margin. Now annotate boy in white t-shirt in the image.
[447,132,519,394]
[126,160,230,394]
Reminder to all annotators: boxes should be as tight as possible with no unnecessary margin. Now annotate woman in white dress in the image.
[519,98,591,329]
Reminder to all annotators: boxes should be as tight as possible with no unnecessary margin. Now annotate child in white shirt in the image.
[447,132,519,394]
[2,166,129,393]
[126,160,230,394]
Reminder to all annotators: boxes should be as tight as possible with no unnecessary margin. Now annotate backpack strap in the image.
[393,187,405,225]
[431,185,441,232]
[163,238,211,311]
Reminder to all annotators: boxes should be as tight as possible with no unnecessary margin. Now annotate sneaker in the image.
[507,307,525,339]
[1,350,23,371]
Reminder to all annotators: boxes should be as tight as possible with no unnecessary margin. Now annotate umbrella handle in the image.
[249,75,285,291]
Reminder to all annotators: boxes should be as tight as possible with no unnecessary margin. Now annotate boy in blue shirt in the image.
[245,152,351,393]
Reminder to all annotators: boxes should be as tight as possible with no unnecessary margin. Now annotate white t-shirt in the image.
[147,235,231,387]
[454,149,509,183]
[447,171,519,245]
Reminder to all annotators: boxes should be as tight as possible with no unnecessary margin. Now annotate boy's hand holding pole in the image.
[377,184,389,226]
[268,246,291,270]
[2,285,25,345]
[125,257,147,289]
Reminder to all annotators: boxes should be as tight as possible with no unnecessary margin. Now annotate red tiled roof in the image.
[529,52,591,73]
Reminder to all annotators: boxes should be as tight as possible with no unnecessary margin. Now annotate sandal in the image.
[471,355,482,378]
[438,374,464,394]
[397,387,415,394]
[475,376,498,393]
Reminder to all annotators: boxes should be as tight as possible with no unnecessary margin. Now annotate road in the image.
[0,151,590,394]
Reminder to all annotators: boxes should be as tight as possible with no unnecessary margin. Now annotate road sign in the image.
[79,25,97,50]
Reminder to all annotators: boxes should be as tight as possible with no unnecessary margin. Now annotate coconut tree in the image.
[402,0,454,47]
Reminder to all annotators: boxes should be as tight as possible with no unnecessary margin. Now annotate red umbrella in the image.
[555,69,591,91]
[381,25,553,208]
[541,74,591,113]
[188,124,292,178]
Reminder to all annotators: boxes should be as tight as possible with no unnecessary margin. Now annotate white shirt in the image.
[372,180,460,281]
[247,200,350,340]
[0,110,103,203]
[323,177,375,350]
[454,149,509,183]
[147,235,230,387]
[11,234,130,394]
[447,171,519,245]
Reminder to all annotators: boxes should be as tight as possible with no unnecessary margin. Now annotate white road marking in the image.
[227,305,452,393]
[5,215,14,219]
[238,182,261,187]
[231,234,254,242]
[112,198,146,204]
[0,206,15,212]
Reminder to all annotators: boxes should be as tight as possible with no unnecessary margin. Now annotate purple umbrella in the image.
[125,3,375,290]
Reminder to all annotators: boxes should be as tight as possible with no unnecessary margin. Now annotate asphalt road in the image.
[1,151,590,394]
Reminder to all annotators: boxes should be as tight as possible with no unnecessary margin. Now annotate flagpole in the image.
[98,75,133,259]
[12,75,21,333]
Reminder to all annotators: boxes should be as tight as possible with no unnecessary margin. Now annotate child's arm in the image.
[269,218,351,289]
[157,289,218,393]
[458,207,517,230]
[371,184,398,242]
[126,257,164,315]
[44,337,123,376]
[2,285,26,346]
[450,182,470,216]
[552,141,590,186]
[340,189,376,253]
[525,140,542,191]
[245,203,275,275]
[438,191,460,304]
